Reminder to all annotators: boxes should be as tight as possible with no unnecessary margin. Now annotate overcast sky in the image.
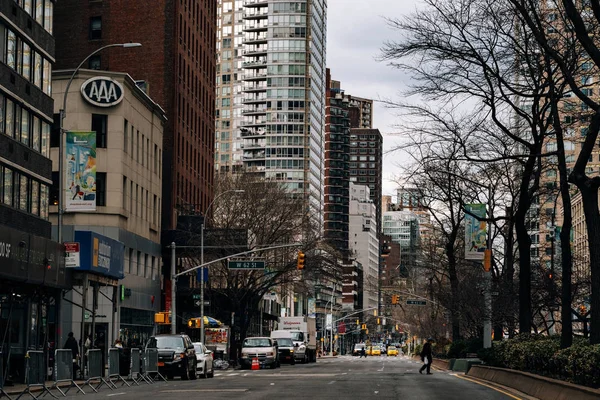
[327,0,423,199]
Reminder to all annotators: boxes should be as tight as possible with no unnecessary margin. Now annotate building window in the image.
[3,168,13,207]
[96,172,107,206]
[88,55,101,70]
[90,17,102,40]
[31,180,39,216]
[91,114,108,148]
[51,113,60,147]
[50,171,59,206]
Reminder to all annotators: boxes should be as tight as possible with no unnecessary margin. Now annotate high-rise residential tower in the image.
[349,128,383,233]
[215,0,327,217]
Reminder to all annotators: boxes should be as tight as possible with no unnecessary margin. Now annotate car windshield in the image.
[193,344,204,353]
[354,344,365,349]
[243,338,272,347]
[155,336,185,350]
[277,338,293,347]
[290,332,304,341]
[388,347,396,350]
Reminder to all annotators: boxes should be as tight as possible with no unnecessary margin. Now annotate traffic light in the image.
[188,319,193,327]
[297,251,305,270]
[377,318,380,325]
[356,319,360,326]
[361,324,367,330]
[579,304,587,315]
[391,294,399,305]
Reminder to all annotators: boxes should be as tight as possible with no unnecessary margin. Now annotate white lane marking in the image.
[270,383,275,386]
[107,393,126,397]
[374,391,379,395]
[161,389,249,393]
[227,373,240,376]
[328,381,336,385]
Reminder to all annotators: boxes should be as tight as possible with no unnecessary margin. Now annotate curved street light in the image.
[57,42,142,243]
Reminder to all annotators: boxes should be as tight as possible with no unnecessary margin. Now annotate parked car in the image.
[387,346,399,357]
[193,342,214,378]
[274,337,295,365]
[352,343,366,356]
[146,334,197,380]
[239,337,279,369]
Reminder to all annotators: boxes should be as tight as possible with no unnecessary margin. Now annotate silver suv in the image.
[240,337,280,369]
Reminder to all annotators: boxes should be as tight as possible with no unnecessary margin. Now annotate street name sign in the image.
[228,260,265,270]
[406,300,427,306]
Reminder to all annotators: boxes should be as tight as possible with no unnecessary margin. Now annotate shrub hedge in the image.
[478,334,600,388]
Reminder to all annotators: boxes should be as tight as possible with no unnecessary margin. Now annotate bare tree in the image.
[379,0,575,338]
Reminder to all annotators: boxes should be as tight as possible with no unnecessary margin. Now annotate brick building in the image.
[52,0,217,230]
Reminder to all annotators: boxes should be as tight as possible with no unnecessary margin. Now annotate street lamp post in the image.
[199,189,244,344]
[57,42,142,244]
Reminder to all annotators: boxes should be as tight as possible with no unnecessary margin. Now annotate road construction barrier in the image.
[15,350,55,400]
[143,349,167,383]
[83,349,111,392]
[129,349,149,385]
[0,352,11,400]
[48,349,85,396]
[107,348,129,388]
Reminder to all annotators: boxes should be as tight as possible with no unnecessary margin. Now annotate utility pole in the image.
[170,242,176,334]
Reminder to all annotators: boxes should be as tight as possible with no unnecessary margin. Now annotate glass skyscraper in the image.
[216,0,327,217]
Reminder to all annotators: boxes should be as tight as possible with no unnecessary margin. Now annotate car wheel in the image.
[201,363,208,379]
[270,361,277,369]
[208,366,214,378]
[190,364,198,380]
[167,373,175,380]
[291,359,295,366]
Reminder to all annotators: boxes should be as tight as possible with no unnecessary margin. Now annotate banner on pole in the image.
[465,204,487,260]
[65,131,97,212]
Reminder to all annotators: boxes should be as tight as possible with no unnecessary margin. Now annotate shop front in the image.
[0,224,69,384]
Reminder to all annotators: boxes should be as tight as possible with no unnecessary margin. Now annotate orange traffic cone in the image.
[251,357,260,370]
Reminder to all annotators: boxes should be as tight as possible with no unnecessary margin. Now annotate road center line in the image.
[453,374,523,400]
[328,380,336,385]
[106,393,126,397]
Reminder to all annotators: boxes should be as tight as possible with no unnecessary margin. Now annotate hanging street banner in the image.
[307,298,316,318]
[65,131,97,212]
[465,204,487,260]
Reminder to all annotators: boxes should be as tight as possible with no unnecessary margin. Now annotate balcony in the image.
[242,95,267,104]
[242,59,267,69]
[242,71,267,81]
[243,9,269,19]
[242,106,267,116]
[244,0,268,7]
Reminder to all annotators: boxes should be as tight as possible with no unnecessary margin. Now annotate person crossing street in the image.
[419,338,434,375]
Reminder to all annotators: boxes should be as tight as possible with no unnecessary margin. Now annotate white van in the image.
[271,330,305,363]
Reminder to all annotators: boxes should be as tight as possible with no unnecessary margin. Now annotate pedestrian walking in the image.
[419,337,434,375]
[63,332,80,379]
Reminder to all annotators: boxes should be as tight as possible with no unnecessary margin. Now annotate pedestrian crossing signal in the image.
[391,294,399,304]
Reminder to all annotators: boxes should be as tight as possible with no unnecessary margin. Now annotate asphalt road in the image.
[63,355,520,400]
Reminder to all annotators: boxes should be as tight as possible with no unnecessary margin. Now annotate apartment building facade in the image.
[215,0,327,218]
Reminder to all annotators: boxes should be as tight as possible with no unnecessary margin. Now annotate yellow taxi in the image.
[387,346,399,356]
[370,345,381,356]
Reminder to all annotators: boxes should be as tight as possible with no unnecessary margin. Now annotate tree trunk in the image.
[578,184,600,344]
[503,209,516,338]
[446,235,461,342]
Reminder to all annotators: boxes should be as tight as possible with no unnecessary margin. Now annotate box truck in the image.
[277,316,317,362]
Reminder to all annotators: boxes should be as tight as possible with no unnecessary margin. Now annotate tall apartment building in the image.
[349,128,383,233]
[215,0,327,217]
[53,0,217,231]
[349,183,379,311]
[348,95,373,129]
[324,68,350,256]
[0,0,70,382]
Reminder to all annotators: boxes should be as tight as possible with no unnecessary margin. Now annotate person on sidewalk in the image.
[63,332,80,379]
[419,338,434,375]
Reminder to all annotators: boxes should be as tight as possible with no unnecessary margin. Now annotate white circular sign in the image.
[80,76,124,107]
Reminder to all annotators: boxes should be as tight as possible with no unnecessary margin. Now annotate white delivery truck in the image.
[277,316,317,363]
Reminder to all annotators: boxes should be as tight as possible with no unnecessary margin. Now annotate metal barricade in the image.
[0,352,12,400]
[15,350,55,400]
[107,349,129,388]
[129,349,148,385]
[83,349,111,392]
[143,349,166,383]
[48,349,84,397]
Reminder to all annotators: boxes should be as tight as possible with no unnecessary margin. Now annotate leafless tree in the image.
[379,0,577,343]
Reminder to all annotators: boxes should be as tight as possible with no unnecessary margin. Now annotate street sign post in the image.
[228,260,265,270]
[406,300,427,306]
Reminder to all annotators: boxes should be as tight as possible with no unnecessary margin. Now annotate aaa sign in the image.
[80,76,124,107]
